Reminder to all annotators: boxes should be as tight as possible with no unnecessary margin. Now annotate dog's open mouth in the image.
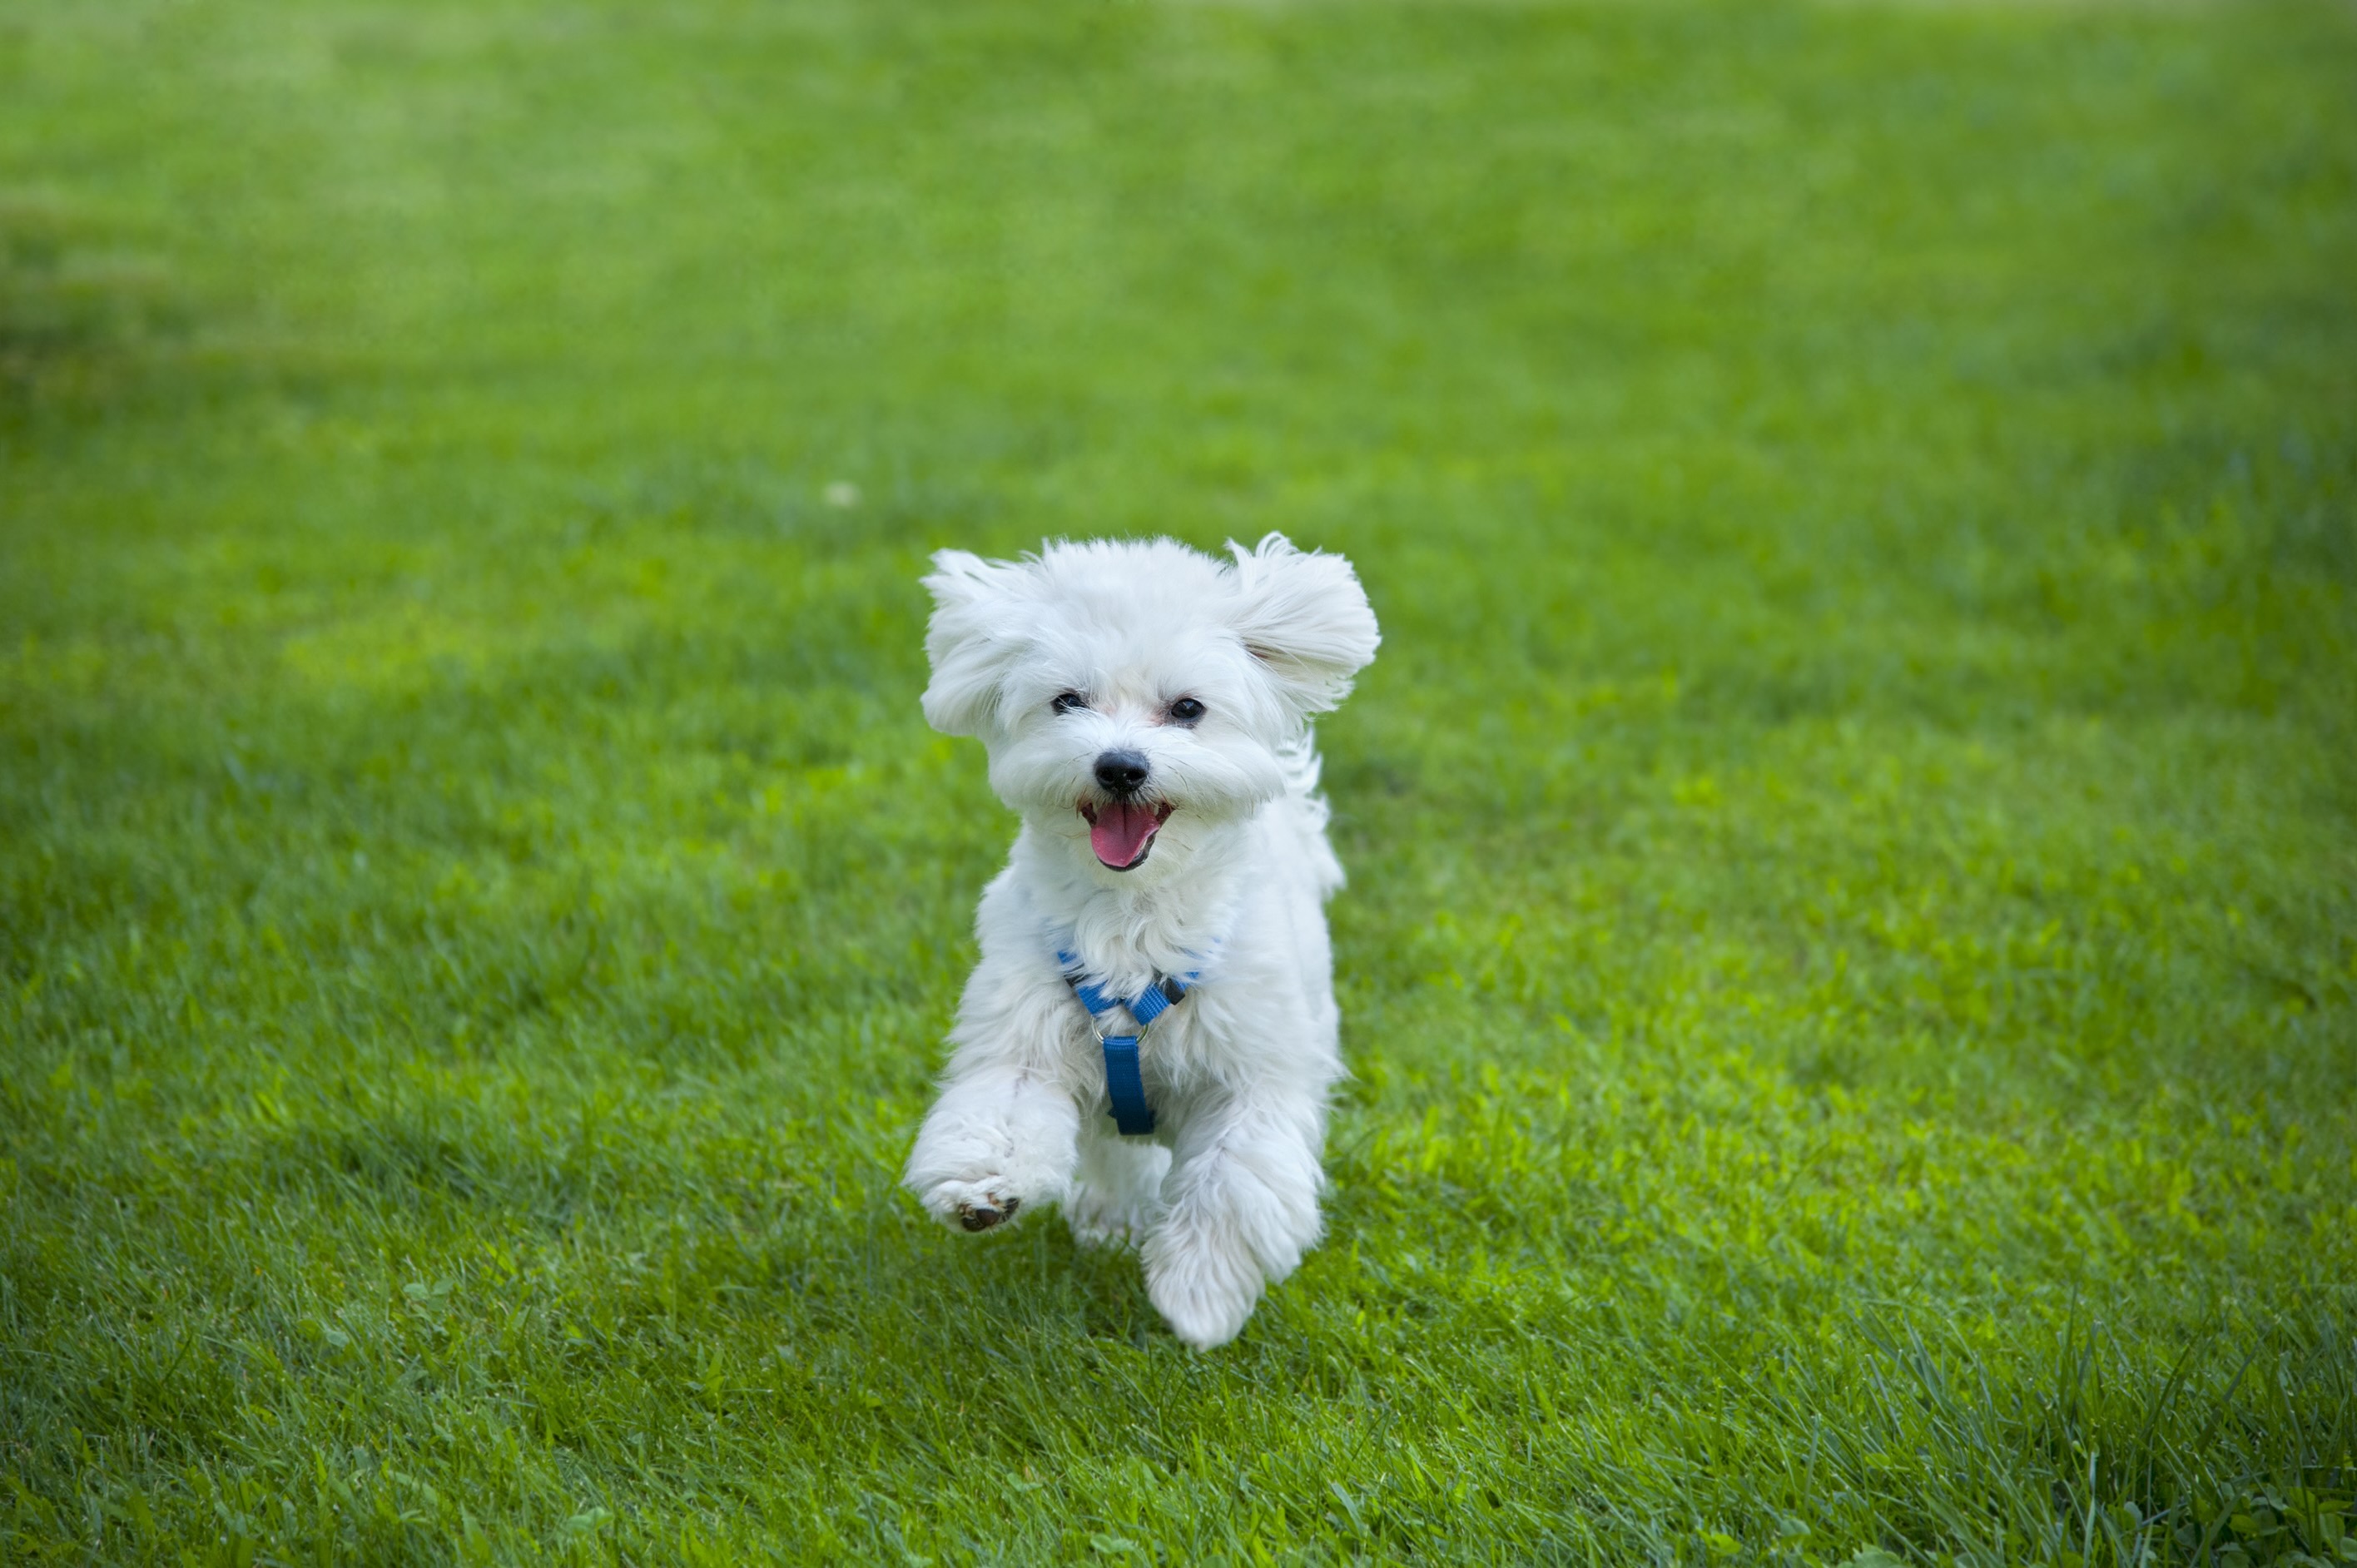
[1079,800,1174,871]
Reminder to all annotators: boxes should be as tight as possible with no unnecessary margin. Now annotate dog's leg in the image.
[904,1069,1079,1233]
[1144,1088,1327,1349]
[1065,1129,1171,1251]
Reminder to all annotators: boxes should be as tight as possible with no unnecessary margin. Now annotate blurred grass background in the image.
[3,0,2355,1562]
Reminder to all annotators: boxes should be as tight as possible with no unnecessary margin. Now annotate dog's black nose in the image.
[1094,750,1150,796]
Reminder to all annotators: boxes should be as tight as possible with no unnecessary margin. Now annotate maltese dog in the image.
[902,533,1380,1348]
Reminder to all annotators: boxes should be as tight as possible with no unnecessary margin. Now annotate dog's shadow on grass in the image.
[216,1102,1223,1382]
[891,1213,1170,1352]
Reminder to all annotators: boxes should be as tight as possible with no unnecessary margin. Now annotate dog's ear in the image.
[919,549,1035,737]
[1227,533,1381,715]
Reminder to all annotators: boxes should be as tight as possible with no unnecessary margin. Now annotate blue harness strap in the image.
[1057,951,1198,1136]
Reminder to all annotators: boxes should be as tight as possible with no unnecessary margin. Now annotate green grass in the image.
[4,0,2355,1561]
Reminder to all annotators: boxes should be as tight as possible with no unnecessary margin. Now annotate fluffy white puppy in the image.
[902,533,1380,1348]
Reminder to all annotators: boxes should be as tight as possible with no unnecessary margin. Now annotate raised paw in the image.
[916,1176,1029,1235]
[959,1195,1020,1232]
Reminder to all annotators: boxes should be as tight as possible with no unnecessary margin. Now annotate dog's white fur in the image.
[901,533,1379,1348]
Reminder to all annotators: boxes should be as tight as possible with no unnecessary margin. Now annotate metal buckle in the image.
[1087,1008,1148,1046]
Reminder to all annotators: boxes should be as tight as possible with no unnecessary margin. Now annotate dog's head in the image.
[919,534,1379,882]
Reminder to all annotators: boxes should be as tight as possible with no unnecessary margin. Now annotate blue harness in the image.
[1057,950,1200,1136]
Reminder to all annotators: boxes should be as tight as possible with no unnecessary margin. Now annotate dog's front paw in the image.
[1144,1228,1264,1349]
[959,1194,1020,1232]
[918,1177,1025,1234]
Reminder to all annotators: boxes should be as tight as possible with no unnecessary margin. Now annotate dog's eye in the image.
[1051,691,1089,715]
[1168,697,1207,727]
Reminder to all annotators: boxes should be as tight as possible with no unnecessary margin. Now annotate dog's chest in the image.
[1058,981,1218,1093]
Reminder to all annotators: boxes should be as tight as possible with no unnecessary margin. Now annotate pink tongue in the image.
[1089,801,1160,867]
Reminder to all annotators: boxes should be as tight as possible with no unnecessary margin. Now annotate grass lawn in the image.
[5,0,2356,1561]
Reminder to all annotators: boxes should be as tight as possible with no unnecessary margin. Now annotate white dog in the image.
[901,533,1380,1348]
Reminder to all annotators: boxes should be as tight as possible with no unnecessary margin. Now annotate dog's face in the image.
[920,534,1379,884]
